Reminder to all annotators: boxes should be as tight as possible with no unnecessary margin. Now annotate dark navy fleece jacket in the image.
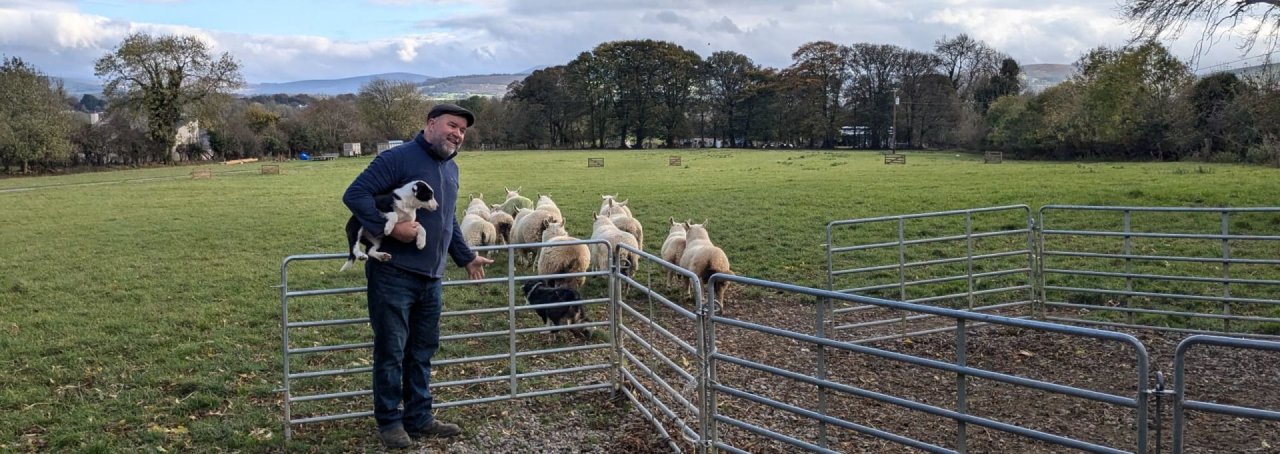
[342,131,475,278]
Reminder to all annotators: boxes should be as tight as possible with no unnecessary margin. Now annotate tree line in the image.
[2,32,1279,174]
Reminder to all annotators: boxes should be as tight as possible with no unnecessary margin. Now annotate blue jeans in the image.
[365,261,442,432]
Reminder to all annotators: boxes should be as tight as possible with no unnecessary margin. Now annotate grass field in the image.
[1,149,1278,452]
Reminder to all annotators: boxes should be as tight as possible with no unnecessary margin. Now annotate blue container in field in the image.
[299,151,311,161]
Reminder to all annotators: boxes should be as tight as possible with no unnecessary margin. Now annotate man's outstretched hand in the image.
[466,255,494,280]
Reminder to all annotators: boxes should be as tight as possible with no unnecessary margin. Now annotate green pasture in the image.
[1,149,1278,452]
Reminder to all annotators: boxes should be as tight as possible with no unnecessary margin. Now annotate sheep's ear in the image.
[703,218,709,226]
[516,186,522,192]
[669,216,676,225]
[477,192,483,199]
[504,186,511,192]
[619,199,629,206]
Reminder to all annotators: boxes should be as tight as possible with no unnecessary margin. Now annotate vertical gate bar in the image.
[508,246,519,398]
[696,276,710,454]
[816,294,829,449]
[1035,210,1047,320]
[1136,347,1151,454]
[1123,210,1133,326]
[898,218,909,336]
[965,212,975,311]
[1027,209,1039,319]
[1221,212,1232,333]
[1172,346,1187,454]
[955,319,968,453]
[826,223,835,292]
[280,260,293,441]
[611,246,624,395]
[703,280,719,453]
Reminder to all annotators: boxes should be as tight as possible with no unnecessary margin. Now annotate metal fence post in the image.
[279,259,293,441]
[1221,211,1232,333]
[955,318,968,453]
[1123,210,1133,325]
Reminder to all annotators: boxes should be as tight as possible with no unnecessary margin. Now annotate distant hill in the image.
[416,74,527,99]
[242,72,436,96]
[1021,64,1076,93]
[53,77,104,97]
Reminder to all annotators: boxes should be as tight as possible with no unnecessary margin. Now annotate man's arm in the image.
[342,154,400,239]
[447,218,476,267]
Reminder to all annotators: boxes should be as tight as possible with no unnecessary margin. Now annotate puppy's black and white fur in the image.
[521,280,590,338]
[340,180,439,271]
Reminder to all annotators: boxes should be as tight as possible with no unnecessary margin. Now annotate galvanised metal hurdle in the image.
[1172,335,1280,454]
[278,239,613,440]
[825,205,1038,342]
[1038,206,1280,337]
[705,274,1153,453]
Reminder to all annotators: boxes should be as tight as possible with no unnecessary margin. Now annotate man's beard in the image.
[429,136,458,159]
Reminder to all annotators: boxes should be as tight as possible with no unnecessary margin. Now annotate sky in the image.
[0,0,1276,83]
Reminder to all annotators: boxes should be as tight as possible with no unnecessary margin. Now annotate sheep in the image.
[590,213,640,277]
[488,204,515,245]
[499,186,534,216]
[535,194,563,221]
[599,194,633,218]
[512,208,559,265]
[464,193,490,222]
[679,222,733,312]
[601,198,644,252]
[659,217,688,285]
[460,212,497,255]
[536,221,592,290]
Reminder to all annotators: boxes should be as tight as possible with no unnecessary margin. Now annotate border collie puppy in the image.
[521,280,590,338]
[340,180,438,271]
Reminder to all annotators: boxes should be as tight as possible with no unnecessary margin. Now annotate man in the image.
[342,103,494,449]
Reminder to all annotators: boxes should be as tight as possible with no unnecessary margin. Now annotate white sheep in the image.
[488,204,515,245]
[536,221,592,290]
[460,212,497,254]
[679,221,733,311]
[512,208,560,265]
[535,194,563,221]
[590,213,640,276]
[464,193,490,222]
[599,194,634,218]
[659,217,688,285]
[601,198,643,251]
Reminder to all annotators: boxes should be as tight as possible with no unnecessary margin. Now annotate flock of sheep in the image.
[458,187,733,306]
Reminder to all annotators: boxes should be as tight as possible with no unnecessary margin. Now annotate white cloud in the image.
[0,0,1269,82]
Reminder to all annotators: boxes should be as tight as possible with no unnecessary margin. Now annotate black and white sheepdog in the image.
[521,280,590,338]
[340,180,438,271]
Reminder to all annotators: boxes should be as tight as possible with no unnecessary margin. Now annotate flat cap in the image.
[428,103,475,127]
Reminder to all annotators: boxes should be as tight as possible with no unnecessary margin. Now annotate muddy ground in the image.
[305,292,1278,453]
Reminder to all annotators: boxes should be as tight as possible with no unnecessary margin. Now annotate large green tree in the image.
[94,33,243,163]
[785,41,848,148]
[356,79,427,142]
[0,57,75,173]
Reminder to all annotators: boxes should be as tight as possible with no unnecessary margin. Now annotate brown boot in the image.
[378,426,414,449]
[407,419,462,439]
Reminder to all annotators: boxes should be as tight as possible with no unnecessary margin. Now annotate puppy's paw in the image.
[415,235,427,249]
[371,252,392,262]
[383,222,396,236]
